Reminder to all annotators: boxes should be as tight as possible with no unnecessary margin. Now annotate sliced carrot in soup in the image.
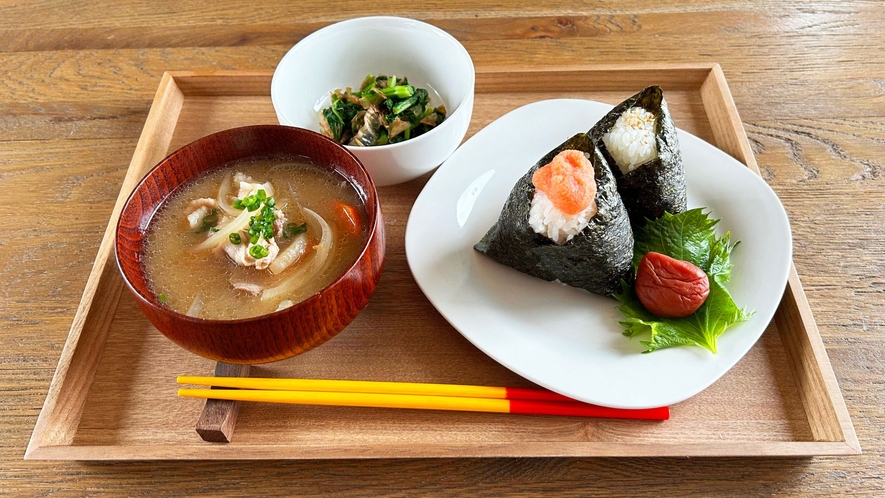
[333,200,363,234]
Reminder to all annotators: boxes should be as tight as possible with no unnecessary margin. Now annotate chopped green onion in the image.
[241,194,261,211]
[256,189,267,203]
[158,293,167,303]
[209,227,219,233]
[229,233,241,244]
[245,197,280,246]
[283,222,308,239]
[249,245,269,259]
[232,199,244,210]
[196,208,221,233]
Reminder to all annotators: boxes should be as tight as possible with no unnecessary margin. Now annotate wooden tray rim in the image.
[25,65,860,460]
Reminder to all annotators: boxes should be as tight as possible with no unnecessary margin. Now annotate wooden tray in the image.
[26,66,860,460]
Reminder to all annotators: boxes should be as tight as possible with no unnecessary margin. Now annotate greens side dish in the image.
[319,74,447,146]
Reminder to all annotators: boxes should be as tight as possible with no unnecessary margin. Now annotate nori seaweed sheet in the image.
[587,86,687,226]
[474,133,634,297]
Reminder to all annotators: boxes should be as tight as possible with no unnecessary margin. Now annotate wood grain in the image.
[195,362,251,443]
[2,2,884,496]
[22,70,854,462]
[25,73,184,452]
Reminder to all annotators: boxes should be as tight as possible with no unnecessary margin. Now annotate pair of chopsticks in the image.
[177,376,669,420]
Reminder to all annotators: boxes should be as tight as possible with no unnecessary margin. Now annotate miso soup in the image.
[142,156,368,320]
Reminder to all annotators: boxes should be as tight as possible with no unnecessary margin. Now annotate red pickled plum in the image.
[635,252,710,318]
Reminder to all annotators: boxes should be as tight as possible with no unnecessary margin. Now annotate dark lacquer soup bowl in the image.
[115,125,385,364]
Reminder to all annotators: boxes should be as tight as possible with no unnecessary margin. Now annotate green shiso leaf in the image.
[631,208,719,271]
[615,208,754,353]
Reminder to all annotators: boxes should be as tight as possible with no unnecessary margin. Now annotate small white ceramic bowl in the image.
[271,16,475,186]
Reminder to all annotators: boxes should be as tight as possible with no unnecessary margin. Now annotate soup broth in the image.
[142,156,368,320]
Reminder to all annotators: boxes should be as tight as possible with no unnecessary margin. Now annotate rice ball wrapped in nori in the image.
[474,133,633,297]
[588,85,687,226]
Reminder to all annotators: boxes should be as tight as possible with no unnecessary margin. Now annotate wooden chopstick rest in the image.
[194,362,251,443]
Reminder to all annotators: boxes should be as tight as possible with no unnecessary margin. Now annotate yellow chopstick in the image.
[176,376,573,401]
[179,389,510,413]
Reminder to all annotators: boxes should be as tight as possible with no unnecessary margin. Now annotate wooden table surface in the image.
[2,1,883,495]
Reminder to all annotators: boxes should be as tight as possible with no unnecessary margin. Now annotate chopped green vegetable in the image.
[392,95,418,115]
[319,74,445,146]
[614,209,753,354]
[380,85,415,99]
[283,222,308,239]
[358,74,376,93]
[232,199,244,210]
[376,128,389,145]
[322,94,363,143]
[229,233,241,244]
[158,293,167,303]
[195,208,220,233]
[249,244,269,259]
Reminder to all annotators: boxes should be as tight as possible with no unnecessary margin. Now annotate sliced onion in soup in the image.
[216,172,240,216]
[191,207,253,252]
[261,207,334,302]
[268,232,309,275]
[186,294,203,318]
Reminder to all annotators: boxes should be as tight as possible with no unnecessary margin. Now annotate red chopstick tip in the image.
[504,387,575,402]
[509,399,670,420]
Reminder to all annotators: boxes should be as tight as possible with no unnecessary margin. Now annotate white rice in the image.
[528,191,595,245]
[602,107,658,175]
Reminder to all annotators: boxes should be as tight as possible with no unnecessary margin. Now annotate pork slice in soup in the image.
[142,157,368,320]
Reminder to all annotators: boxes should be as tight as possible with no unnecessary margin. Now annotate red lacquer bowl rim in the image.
[114,124,382,326]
